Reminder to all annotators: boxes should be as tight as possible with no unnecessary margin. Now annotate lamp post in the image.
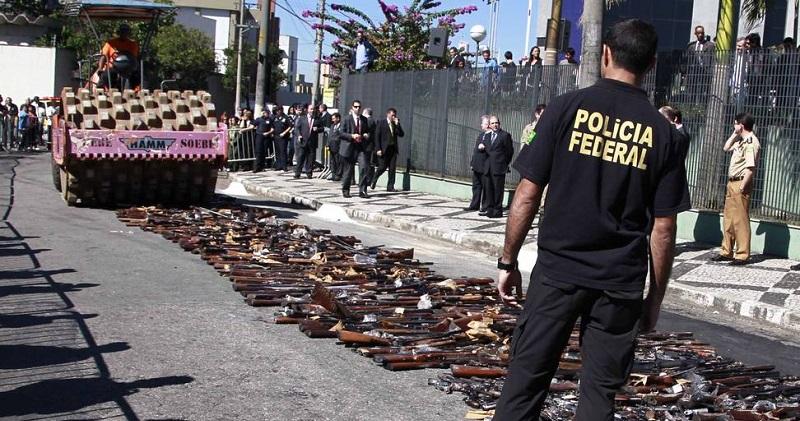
[470,24,487,68]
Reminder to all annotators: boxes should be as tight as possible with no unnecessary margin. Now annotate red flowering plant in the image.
[304,0,477,82]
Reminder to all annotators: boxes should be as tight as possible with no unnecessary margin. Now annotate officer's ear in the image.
[601,45,612,73]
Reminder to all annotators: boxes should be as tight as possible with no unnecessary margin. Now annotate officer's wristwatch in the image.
[497,258,518,271]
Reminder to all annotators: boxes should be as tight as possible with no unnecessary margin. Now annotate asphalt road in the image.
[1,153,798,420]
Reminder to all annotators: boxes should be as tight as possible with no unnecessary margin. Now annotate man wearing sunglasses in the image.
[339,100,372,198]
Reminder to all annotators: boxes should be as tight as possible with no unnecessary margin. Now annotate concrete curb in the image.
[231,174,510,258]
[230,174,800,333]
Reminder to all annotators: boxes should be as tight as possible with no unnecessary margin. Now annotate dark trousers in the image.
[274,137,288,170]
[253,133,265,172]
[328,150,342,180]
[494,266,641,421]
[341,151,370,192]
[372,145,398,189]
[468,170,485,210]
[482,173,506,216]
[303,146,317,173]
[294,143,313,177]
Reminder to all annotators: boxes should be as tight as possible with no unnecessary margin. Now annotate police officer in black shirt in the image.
[252,109,274,173]
[272,107,292,171]
[494,19,690,420]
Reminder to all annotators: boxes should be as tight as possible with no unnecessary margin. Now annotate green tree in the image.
[304,1,478,84]
[222,44,286,99]
[151,24,217,89]
[0,0,54,16]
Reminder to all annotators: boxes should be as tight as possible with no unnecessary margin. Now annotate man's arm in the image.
[740,168,755,194]
[498,178,544,305]
[641,215,677,332]
[723,132,739,151]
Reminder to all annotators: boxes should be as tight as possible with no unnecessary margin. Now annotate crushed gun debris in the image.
[117,204,800,421]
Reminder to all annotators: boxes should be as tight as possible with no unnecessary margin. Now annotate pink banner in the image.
[68,129,227,159]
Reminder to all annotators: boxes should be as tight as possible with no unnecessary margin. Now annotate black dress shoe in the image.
[791,263,800,271]
[710,255,733,262]
[730,259,749,266]
[463,207,479,211]
[359,191,370,198]
[307,174,313,179]
[293,175,300,179]
[342,190,351,198]
[478,210,488,216]
[487,212,503,219]
[386,187,396,192]
[370,180,377,190]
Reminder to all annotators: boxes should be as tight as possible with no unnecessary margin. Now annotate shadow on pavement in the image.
[0,342,131,369]
[0,312,98,328]
[0,156,194,420]
[0,375,194,417]
[0,282,98,298]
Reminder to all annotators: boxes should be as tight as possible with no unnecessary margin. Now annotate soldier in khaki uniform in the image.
[712,112,759,265]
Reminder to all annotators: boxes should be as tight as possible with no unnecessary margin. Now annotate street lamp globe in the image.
[469,25,487,43]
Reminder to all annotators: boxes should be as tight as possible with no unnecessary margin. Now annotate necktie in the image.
[491,132,497,145]
[389,120,394,135]
[355,116,360,133]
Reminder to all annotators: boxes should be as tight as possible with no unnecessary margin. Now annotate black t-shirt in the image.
[255,116,272,135]
[272,115,290,138]
[514,78,690,291]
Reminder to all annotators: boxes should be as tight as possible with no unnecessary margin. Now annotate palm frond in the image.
[741,0,768,30]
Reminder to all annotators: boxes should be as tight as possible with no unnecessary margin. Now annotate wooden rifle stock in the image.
[337,330,393,346]
[451,365,508,378]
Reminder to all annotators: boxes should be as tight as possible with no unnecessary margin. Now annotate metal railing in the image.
[227,127,257,170]
[226,126,335,175]
[340,51,800,225]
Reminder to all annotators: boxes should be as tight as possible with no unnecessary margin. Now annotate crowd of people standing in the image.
[0,95,52,152]
[229,100,405,200]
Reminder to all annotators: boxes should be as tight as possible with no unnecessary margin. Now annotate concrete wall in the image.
[175,7,232,72]
[679,210,800,260]
[0,45,74,101]
[279,35,298,90]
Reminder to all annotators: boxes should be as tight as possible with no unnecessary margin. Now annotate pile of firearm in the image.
[117,204,800,420]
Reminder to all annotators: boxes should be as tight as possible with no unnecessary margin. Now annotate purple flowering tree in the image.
[304,0,477,81]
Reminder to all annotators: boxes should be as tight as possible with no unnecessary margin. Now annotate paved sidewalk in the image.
[229,170,800,331]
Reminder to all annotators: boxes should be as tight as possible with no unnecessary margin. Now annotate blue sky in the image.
[274,0,538,78]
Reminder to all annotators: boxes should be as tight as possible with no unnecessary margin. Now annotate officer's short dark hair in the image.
[564,47,575,55]
[735,112,755,131]
[504,51,513,60]
[603,19,658,76]
[352,99,361,107]
[386,107,397,114]
[332,112,340,119]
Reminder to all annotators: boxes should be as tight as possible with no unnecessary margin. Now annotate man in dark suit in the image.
[370,107,404,192]
[317,103,332,128]
[339,100,372,198]
[326,112,343,181]
[465,115,490,211]
[481,115,514,218]
[293,103,323,179]
[362,107,377,189]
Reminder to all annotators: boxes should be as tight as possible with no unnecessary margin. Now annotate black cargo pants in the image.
[494,265,642,421]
